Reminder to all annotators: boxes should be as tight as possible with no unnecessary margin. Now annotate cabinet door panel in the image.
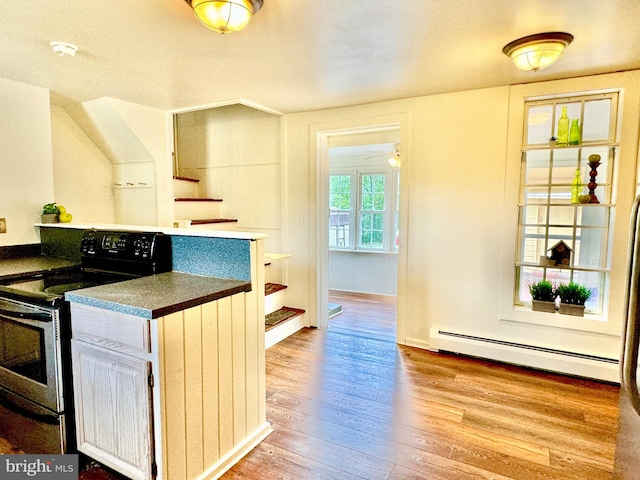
[72,340,153,480]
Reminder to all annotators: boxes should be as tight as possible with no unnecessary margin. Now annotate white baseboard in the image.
[429,327,619,383]
[198,422,273,480]
[401,336,431,350]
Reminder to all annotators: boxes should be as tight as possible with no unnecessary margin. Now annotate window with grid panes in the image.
[516,92,619,314]
[329,169,399,252]
[359,173,386,249]
[329,174,353,248]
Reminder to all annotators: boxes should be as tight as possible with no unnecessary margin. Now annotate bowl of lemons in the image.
[57,205,73,223]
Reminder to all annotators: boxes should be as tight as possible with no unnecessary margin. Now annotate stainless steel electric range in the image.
[0,228,171,454]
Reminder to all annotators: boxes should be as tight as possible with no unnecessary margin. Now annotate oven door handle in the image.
[0,299,52,322]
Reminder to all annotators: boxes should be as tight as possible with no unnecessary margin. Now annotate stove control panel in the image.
[80,229,172,275]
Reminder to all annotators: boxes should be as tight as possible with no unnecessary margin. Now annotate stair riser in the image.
[173,178,199,198]
[265,314,305,349]
[265,289,287,316]
[174,201,221,220]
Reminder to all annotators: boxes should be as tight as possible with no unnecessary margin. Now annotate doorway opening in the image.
[316,123,404,341]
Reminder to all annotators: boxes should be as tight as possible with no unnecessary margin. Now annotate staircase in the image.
[264,254,305,349]
[173,176,305,348]
[172,176,238,230]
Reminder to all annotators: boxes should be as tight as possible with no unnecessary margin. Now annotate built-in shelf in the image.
[264,253,292,266]
[189,218,238,225]
[174,198,223,202]
[522,142,618,151]
[173,176,199,183]
[113,183,153,189]
[519,203,614,208]
[515,261,609,273]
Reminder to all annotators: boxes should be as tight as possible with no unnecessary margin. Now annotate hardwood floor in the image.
[0,291,621,479]
[226,291,620,480]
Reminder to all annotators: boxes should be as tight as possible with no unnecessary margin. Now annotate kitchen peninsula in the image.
[45,223,269,480]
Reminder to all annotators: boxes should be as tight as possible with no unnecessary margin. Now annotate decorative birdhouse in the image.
[548,240,573,266]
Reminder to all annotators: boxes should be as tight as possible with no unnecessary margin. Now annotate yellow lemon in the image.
[57,205,66,214]
[59,212,72,223]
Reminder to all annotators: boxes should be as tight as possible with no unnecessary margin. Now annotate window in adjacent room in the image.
[329,169,398,252]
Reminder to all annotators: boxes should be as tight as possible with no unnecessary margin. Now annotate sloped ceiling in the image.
[65,98,154,164]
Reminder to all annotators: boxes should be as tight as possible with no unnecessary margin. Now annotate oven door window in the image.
[0,299,60,412]
[0,317,47,384]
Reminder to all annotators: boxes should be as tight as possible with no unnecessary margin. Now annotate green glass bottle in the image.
[571,168,581,204]
[557,106,569,145]
[569,119,580,145]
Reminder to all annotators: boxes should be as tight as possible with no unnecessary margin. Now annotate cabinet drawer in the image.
[70,303,150,355]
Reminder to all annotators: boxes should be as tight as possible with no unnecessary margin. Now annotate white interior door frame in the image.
[314,113,410,343]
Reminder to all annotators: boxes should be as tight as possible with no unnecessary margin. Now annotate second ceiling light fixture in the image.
[502,32,574,72]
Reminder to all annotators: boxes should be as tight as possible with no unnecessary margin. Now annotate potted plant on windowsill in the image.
[556,282,592,317]
[41,203,60,223]
[528,280,556,313]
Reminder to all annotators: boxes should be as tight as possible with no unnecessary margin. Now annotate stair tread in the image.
[265,283,287,296]
[175,197,223,202]
[190,218,238,225]
[173,176,200,183]
[265,306,305,331]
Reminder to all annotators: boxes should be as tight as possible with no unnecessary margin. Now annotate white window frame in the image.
[515,92,619,315]
[329,166,399,253]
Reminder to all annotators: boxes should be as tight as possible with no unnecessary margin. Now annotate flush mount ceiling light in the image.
[502,32,573,72]
[49,41,78,57]
[184,0,263,34]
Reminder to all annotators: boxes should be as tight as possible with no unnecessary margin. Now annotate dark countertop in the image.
[65,271,252,319]
[0,256,80,282]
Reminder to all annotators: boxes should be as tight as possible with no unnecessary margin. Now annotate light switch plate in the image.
[0,218,6,233]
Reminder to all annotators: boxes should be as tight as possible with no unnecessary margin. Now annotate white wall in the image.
[329,251,397,296]
[51,105,116,225]
[284,71,640,372]
[57,96,173,227]
[108,98,174,226]
[0,78,54,245]
[0,79,175,245]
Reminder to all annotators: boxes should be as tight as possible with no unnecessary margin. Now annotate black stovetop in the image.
[0,267,139,308]
[0,229,173,308]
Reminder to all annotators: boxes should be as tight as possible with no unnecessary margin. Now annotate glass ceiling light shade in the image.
[186,0,263,34]
[387,153,401,168]
[388,144,401,167]
[502,32,573,72]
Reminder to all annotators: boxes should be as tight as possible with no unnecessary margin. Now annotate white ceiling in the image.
[1,0,639,114]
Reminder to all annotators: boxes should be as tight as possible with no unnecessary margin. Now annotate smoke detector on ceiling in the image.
[49,41,78,57]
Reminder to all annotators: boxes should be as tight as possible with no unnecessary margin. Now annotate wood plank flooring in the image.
[0,291,621,479]
[226,291,620,480]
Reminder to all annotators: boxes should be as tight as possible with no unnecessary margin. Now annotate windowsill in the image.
[502,304,617,336]
[329,248,398,255]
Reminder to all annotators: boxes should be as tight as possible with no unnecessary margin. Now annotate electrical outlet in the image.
[0,218,5,233]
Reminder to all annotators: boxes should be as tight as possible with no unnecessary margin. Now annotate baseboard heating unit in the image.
[429,328,619,383]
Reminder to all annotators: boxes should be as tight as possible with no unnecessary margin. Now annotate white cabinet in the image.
[70,281,270,480]
[71,340,154,480]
